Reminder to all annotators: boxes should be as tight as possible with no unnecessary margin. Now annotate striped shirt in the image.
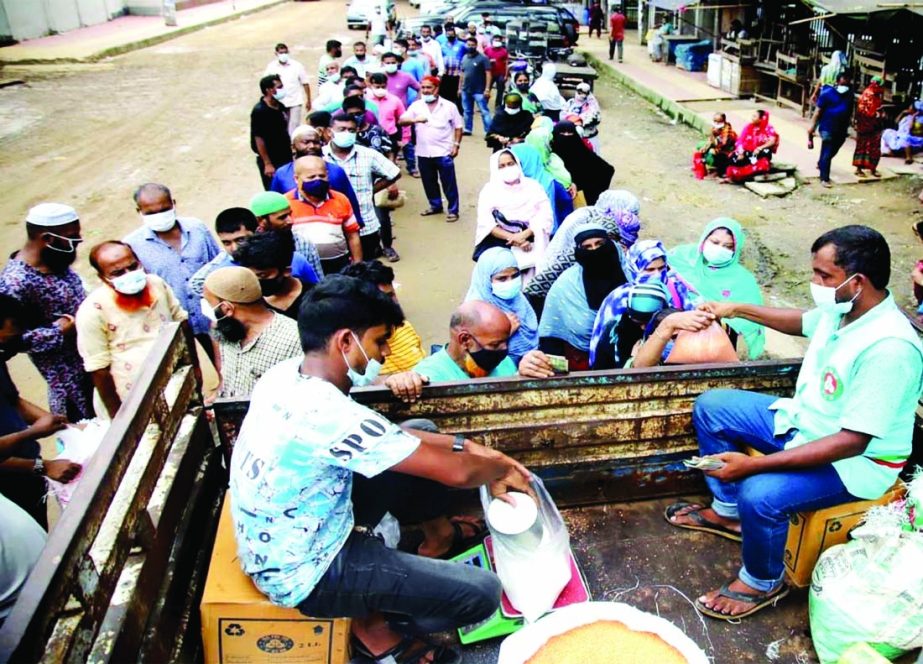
[287,190,360,260]
[381,321,426,374]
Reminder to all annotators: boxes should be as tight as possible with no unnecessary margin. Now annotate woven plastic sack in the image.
[809,526,923,663]
[481,476,571,623]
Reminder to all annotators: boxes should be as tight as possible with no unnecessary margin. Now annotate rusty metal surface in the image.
[0,323,224,664]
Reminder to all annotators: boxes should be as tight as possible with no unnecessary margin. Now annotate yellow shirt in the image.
[381,321,426,374]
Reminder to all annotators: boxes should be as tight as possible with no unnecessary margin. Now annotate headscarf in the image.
[475,150,553,270]
[538,224,626,352]
[668,217,765,358]
[486,93,534,146]
[464,247,539,361]
[596,190,642,247]
[819,51,847,87]
[551,121,614,205]
[857,79,883,118]
[525,126,573,186]
[563,90,602,136]
[510,144,557,214]
[529,64,565,111]
[736,111,779,153]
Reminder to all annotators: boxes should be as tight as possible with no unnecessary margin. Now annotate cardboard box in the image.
[201,499,351,664]
[783,482,904,588]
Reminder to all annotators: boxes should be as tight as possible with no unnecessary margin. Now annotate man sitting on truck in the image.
[229,275,532,663]
[667,225,923,621]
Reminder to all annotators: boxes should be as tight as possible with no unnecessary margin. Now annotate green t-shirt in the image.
[413,348,518,382]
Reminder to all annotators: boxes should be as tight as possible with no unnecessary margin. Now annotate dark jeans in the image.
[360,231,382,260]
[256,156,273,190]
[376,206,394,249]
[492,75,506,110]
[0,473,47,530]
[609,38,623,61]
[439,75,461,109]
[320,254,351,276]
[693,389,856,591]
[818,130,847,183]
[418,156,459,214]
[403,125,417,174]
[297,465,501,635]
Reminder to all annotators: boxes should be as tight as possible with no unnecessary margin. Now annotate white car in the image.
[346,0,395,29]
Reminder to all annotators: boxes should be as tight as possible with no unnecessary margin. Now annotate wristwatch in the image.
[452,434,466,453]
[32,458,45,476]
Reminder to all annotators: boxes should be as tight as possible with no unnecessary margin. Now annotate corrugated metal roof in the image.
[802,0,923,16]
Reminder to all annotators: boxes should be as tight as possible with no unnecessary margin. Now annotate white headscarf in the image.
[530,64,565,111]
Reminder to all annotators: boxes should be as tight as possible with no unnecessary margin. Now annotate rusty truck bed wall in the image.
[214,360,802,505]
[0,323,225,664]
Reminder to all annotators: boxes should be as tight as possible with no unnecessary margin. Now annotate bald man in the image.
[286,156,362,274]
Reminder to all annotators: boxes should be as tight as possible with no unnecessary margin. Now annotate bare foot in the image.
[698,578,782,617]
[417,515,484,558]
[870,170,881,177]
[669,504,741,533]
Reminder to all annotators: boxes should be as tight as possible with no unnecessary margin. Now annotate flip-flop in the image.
[664,502,742,542]
[445,213,459,223]
[435,517,488,560]
[420,208,444,216]
[695,581,790,621]
[351,634,461,663]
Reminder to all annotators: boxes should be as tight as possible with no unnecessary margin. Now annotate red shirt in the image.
[483,46,509,79]
[609,13,626,40]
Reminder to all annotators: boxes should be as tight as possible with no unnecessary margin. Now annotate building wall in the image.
[0,0,126,41]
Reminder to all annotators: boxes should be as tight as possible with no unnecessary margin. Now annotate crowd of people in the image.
[2,11,922,663]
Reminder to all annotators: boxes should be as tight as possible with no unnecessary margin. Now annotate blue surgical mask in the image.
[491,277,522,300]
[702,243,734,267]
[343,331,382,387]
[332,130,357,148]
[272,89,286,101]
[110,269,147,295]
[422,93,437,103]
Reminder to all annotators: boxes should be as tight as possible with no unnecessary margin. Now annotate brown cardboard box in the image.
[201,499,351,664]
[783,482,904,588]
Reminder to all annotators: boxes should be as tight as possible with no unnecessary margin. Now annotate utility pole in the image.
[163,0,177,27]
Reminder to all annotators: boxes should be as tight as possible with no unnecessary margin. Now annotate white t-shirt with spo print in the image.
[229,357,420,607]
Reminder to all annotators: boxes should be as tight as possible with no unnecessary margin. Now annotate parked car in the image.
[347,0,396,29]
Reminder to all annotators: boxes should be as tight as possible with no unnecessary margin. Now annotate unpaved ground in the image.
[1,0,922,410]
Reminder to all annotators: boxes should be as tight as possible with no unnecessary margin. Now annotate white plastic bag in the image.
[481,476,572,623]
[47,419,110,508]
[373,511,401,549]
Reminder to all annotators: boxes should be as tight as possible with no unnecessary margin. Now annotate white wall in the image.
[1,0,127,41]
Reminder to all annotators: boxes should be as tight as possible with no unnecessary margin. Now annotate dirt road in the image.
[1,1,921,407]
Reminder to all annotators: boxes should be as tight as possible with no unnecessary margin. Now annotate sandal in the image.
[695,580,790,621]
[351,634,461,663]
[664,502,742,542]
[399,517,489,559]
[445,213,459,223]
[420,207,444,217]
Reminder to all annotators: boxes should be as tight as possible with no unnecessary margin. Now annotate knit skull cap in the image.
[26,202,79,227]
[249,191,290,217]
[204,266,263,304]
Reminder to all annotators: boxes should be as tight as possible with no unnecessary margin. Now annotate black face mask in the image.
[516,83,529,92]
[574,240,618,275]
[216,317,247,343]
[259,276,285,296]
[468,345,508,372]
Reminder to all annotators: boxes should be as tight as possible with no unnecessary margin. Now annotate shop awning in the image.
[802,0,923,16]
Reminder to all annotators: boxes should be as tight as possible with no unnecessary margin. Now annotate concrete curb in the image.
[0,0,288,66]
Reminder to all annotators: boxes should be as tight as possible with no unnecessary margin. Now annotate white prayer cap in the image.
[26,202,79,227]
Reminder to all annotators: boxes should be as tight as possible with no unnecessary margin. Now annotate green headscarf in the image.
[668,217,765,358]
[525,126,573,187]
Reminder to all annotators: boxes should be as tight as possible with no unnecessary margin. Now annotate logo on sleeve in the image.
[821,367,843,401]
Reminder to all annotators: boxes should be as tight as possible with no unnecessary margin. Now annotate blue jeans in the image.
[692,389,855,591]
[461,90,492,133]
[417,155,459,214]
[403,125,417,174]
[818,130,847,182]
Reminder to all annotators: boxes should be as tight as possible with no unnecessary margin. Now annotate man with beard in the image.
[249,190,325,280]
[0,203,94,420]
[269,125,365,228]
[123,183,221,359]
[317,39,343,85]
[76,241,218,418]
[233,231,314,321]
[202,267,301,399]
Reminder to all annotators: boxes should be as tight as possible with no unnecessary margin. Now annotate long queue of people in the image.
[3,17,923,662]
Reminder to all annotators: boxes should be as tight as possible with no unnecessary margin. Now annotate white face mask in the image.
[383,63,399,74]
[836,85,849,94]
[712,122,725,129]
[142,208,177,233]
[272,88,286,101]
[702,243,734,266]
[492,40,502,48]
[342,331,382,387]
[422,35,432,42]
[810,274,860,315]
[277,53,289,64]
[200,298,223,323]
[504,105,520,115]
[499,164,521,183]
[492,276,522,300]
[110,269,147,295]
[328,72,341,83]
[372,87,387,98]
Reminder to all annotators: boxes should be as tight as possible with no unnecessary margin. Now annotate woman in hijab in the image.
[529,63,566,121]
[725,109,779,183]
[485,92,533,152]
[598,189,641,251]
[563,83,602,151]
[474,149,553,281]
[852,77,885,177]
[526,122,574,193]
[882,100,923,164]
[668,217,764,358]
[538,224,627,369]
[589,241,698,368]
[510,70,543,116]
[551,121,614,205]
[525,189,639,306]
[510,143,574,232]
[465,247,539,364]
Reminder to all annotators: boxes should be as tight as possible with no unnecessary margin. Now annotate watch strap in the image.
[452,434,466,453]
